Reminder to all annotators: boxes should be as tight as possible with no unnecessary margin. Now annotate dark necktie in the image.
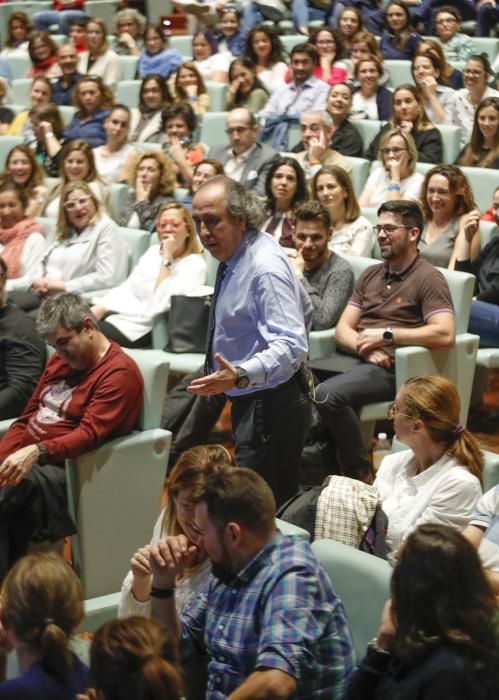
[204,262,227,376]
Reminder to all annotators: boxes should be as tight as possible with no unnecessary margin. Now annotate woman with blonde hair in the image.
[119,445,234,619]
[118,151,176,231]
[42,140,108,219]
[65,76,114,147]
[457,97,499,170]
[374,375,483,554]
[7,77,52,141]
[83,617,183,700]
[174,62,210,117]
[77,18,121,84]
[0,552,88,696]
[419,164,480,269]
[359,128,424,208]
[30,181,127,301]
[4,144,47,217]
[366,84,442,163]
[91,203,206,348]
[312,165,373,256]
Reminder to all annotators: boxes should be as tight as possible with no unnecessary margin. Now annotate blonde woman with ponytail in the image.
[374,375,483,554]
[80,617,183,700]
[0,552,88,698]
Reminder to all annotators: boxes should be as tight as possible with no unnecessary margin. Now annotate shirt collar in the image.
[383,253,420,282]
[228,143,257,161]
[225,228,258,272]
[232,532,282,587]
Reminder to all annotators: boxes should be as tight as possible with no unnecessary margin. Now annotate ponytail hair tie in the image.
[44,618,55,627]
[454,423,465,435]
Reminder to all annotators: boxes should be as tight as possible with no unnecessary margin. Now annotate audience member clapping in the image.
[374,375,483,554]
[4,145,47,218]
[457,97,499,169]
[346,525,499,700]
[365,84,442,163]
[79,617,183,700]
[312,165,374,256]
[77,18,122,84]
[263,157,308,248]
[412,52,455,125]
[450,55,499,146]
[0,181,45,295]
[226,57,269,112]
[192,29,229,84]
[26,32,62,79]
[0,553,89,696]
[174,62,210,116]
[110,8,145,57]
[31,181,127,302]
[93,105,136,184]
[359,129,424,208]
[65,76,114,147]
[42,140,109,219]
[243,25,287,93]
[419,164,480,269]
[136,23,182,80]
[118,151,175,231]
[379,1,421,61]
[351,55,392,122]
[129,74,173,143]
[92,203,206,348]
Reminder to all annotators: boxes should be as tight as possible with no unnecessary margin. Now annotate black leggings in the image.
[99,318,152,349]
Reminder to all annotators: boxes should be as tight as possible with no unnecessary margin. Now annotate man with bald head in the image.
[208,108,279,197]
[188,176,312,506]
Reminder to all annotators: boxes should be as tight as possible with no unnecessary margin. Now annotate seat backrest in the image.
[347,157,370,198]
[0,136,23,170]
[169,35,194,58]
[121,348,170,430]
[438,267,475,334]
[117,226,150,273]
[205,81,228,112]
[482,450,499,492]
[11,78,32,105]
[200,112,229,148]
[6,54,31,80]
[480,221,499,249]
[311,539,392,659]
[109,183,129,220]
[280,34,304,53]
[384,60,414,87]
[58,105,77,127]
[115,80,141,109]
[204,248,219,287]
[351,120,385,155]
[85,0,119,29]
[471,37,499,62]
[460,166,498,214]
[116,55,139,82]
[436,124,461,164]
[340,254,380,282]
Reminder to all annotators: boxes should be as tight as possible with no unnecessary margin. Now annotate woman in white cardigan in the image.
[77,18,122,85]
[374,375,483,554]
[91,202,206,348]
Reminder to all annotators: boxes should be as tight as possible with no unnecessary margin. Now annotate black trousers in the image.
[99,318,152,349]
[231,371,311,508]
[0,463,75,581]
[316,362,396,478]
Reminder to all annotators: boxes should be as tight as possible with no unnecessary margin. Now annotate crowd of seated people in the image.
[0,4,498,696]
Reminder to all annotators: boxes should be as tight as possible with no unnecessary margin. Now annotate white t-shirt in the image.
[193,53,230,81]
[375,449,482,552]
[351,92,379,121]
[2,233,46,292]
[469,486,499,572]
[94,143,135,184]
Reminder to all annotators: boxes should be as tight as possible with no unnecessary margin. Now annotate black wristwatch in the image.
[383,327,394,345]
[37,443,49,466]
[235,367,250,389]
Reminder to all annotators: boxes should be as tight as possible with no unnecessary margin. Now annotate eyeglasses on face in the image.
[463,69,484,77]
[225,126,251,135]
[373,224,412,236]
[436,17,457,24]
[64,196,91,210]
[381,147,407,156]
[388,402,412,419]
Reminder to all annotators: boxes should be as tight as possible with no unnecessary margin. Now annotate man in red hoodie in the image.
[33,0,87,36]
[0,293,143,578]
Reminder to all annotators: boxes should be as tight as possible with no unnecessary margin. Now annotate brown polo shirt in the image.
[349,255,454,345]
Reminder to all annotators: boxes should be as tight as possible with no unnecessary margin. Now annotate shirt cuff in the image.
[239,356,266,387]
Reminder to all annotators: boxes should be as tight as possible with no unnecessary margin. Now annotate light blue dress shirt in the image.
[258,76,329,121]
[212,230,312,397]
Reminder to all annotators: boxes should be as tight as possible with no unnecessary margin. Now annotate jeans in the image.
[409,0,476,33]
[468,299,499,348]
[231,370,311,507]
[476,3,499,37]
[241,0,333,34]
[316,361,396,478]
[33,10,87,35]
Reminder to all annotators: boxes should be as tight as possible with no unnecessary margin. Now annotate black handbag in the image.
[165,294,212,353]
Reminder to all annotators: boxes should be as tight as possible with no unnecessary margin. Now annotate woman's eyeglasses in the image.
[64,196,91,210]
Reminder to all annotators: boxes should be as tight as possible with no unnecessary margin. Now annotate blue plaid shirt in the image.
[180,532,356,699]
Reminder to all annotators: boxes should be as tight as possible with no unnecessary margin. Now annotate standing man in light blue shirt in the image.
[188,176,312,506]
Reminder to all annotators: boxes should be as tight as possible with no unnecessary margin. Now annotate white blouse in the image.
[362,166,424,209]
[94,143,136,184]
[98,247,207,341]
[118,507,212,619]
[329,216,375,257]
[43,214,128,293]
[2,233,46,292]
[77,49,122,84]
[193,53,230,82]
[375,449,482,552]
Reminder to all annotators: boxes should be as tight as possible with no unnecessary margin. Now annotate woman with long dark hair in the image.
[226,57,268,112]
[380,1,421,60]
[129,74,172,143]
[346,525,499,699]
[263,157,308,249]
[243,25,287,93]
[457,97,499,169]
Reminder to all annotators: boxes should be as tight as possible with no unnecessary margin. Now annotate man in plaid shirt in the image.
[149,466,356,699]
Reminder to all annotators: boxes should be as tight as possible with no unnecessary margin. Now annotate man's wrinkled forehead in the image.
[193,183,225,216]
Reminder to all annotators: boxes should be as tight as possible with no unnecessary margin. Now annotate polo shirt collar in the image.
[383,253,420,283]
